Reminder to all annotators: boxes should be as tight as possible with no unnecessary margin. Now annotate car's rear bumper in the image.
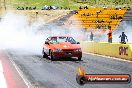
[52,52,82,58]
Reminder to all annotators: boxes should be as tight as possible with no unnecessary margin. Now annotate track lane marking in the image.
[83,52,132,63]
[0,60,7,88]
[5,51,32,88]
[8,57,32,88]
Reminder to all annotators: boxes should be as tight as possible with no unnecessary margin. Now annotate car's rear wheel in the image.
[78,56,82,61]
[42,48,47,58]
[43,52,47,58]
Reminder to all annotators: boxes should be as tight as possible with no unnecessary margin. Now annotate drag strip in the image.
[0,50,28,88]
[6,49,132,88]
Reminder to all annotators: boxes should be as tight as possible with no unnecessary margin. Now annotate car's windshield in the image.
[49,37,77,44]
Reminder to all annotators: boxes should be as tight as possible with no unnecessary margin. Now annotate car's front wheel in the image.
[50,51,55,61]
[78,56,82,61]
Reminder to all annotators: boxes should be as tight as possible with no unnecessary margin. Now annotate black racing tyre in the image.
[50,51,55,61]
[42,48,47,58]
[78,56,82,61]
[43,52,47,58]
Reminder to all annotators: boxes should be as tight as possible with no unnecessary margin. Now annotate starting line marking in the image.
[0,60,7,88]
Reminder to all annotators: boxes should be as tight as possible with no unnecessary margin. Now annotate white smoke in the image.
[2,12,131,55]
[94,21,132,43]
[112,21,132,43]
[0,12,88,55]
[0,12,45,54]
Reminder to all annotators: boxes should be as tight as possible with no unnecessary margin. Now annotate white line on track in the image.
[9,57,32,88]
[0,60,7,88]
[83,52,132,63]
[5,51,32,88]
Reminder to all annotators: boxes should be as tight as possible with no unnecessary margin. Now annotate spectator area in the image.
[67,8,127,31]
[13,10,69,24]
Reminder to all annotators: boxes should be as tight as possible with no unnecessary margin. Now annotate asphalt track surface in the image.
[4,49,132,88]
[0,51,27,88]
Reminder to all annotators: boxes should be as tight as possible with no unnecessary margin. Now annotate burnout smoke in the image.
[97,21,132,43]
[0,12,88,55]
[113,21,132,43]
[1,12,131,55]
[0,12,45,54]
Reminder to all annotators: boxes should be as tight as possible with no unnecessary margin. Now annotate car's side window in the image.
[50,37,57,44]
[67,37,76,44]
[45,38,51,42]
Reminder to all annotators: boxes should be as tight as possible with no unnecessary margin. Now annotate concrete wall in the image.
[81,41,132,61]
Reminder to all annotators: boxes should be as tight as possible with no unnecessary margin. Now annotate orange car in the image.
[42,36,82,61]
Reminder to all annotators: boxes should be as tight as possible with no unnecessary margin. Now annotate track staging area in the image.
[3,49,132,88]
